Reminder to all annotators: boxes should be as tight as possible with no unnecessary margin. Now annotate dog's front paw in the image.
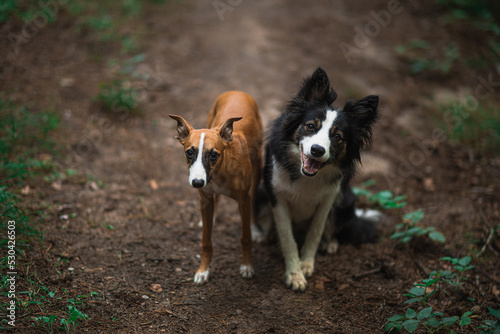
[285,270,307,292]
[300,260,315,278]
[194,270,210,284]
[240,265,254,278]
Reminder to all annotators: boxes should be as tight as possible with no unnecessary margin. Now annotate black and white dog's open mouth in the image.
[300,151,323,176]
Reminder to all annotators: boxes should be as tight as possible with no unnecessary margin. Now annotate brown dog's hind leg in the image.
[238,194,254,278]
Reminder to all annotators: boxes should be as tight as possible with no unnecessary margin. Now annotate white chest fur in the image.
[271,159,342,224]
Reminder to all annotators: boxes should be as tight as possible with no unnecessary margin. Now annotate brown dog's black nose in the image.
[192,179,205,188]
[310,144,325,158]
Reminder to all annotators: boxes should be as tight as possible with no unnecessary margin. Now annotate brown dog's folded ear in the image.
[169,114,193,143]
[218,117,242,143]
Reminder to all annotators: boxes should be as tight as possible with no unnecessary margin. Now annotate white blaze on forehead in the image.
[300,110,338,161]
[189,132,207,186]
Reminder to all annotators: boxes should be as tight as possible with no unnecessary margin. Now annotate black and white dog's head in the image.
[269,67,379,179]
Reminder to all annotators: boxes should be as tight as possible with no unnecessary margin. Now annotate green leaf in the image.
[402,319,420,333]
[442,316,459,326]
[417,307,433,320]
[458,256,472,266]
[404,298,421,304]
[459,316,471,326]
[361,179,376,188]
[403,209,424,223]
[406,308,417,319]
[426,317,440,327]
[422,278,439,287]
[383,322,402,333]
[408,287,426,297]
[401,236,412,243]
[390,231,407,239]
[429,231,446,243]
[387,315,406,322]
[406,227,423,235]
[488,307,500,319]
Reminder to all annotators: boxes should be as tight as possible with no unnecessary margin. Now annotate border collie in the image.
[260,67,380,291]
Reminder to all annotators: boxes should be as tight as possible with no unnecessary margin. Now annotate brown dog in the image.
[169,91,263,284]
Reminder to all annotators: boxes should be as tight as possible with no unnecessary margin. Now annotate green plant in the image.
[478,306,500,333]
[60,303,90,332]
[440,256,474,285]
[33,314,58,333]
[439,98,500,155]
[385,307,474,333]
[390,210,445,244]
[384,258,476,333]
[396,40,459,74]
[94,80,140,115]
[353,179,407,209]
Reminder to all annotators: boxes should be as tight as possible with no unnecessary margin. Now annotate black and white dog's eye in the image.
[334,133,343,141]
[306,123,315,132]
[185,148,194,159]
[209,151,219,161]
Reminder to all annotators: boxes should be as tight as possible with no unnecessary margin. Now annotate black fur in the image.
[260,67,380,245]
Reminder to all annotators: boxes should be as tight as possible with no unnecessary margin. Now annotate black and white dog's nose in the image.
[192,179,205,188]
[310,144,325,158]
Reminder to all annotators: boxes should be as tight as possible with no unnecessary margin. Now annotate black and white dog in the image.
[259,67,380,291]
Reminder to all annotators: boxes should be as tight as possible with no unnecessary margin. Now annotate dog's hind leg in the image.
[194,192,215,284]
[238,193,254,278]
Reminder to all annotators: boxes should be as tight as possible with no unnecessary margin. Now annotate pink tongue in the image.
[304,158,321,173]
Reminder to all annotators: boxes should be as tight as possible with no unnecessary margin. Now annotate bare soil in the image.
[1,0,499,333]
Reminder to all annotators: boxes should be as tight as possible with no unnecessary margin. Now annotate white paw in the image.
[240,265,254,278]
[355,208,384,223]
[251,224,264,243]
[325,239,339,254]
[193,270,210,284]
[284,270,307,292]
[300,260,315,278]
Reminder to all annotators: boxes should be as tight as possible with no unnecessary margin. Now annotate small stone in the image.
[151,284,163,293]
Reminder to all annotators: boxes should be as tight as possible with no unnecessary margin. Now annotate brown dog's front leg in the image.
[238,194,254,278]
[195,192,214,284]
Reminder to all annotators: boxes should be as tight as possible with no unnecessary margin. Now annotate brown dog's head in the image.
[169,115,242,189]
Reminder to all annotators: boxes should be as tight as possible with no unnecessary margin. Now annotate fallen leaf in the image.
[423,177,435,191]
[152,284,163,293]
[493,285,500,298]
[315,280,325,290]
[21,185,30,195]
[338,283,349,291]
[51,180,62,191]
[150,179,159,190]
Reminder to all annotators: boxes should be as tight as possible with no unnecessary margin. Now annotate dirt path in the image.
[3,0,499,332]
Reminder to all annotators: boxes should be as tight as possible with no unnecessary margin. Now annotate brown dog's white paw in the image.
[240,265,254,278]
[285,270,307,292]
[194,270,210,284]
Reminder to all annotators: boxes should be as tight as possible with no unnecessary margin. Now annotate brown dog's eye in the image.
[209,151,219,162]
[186,148,194,159]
